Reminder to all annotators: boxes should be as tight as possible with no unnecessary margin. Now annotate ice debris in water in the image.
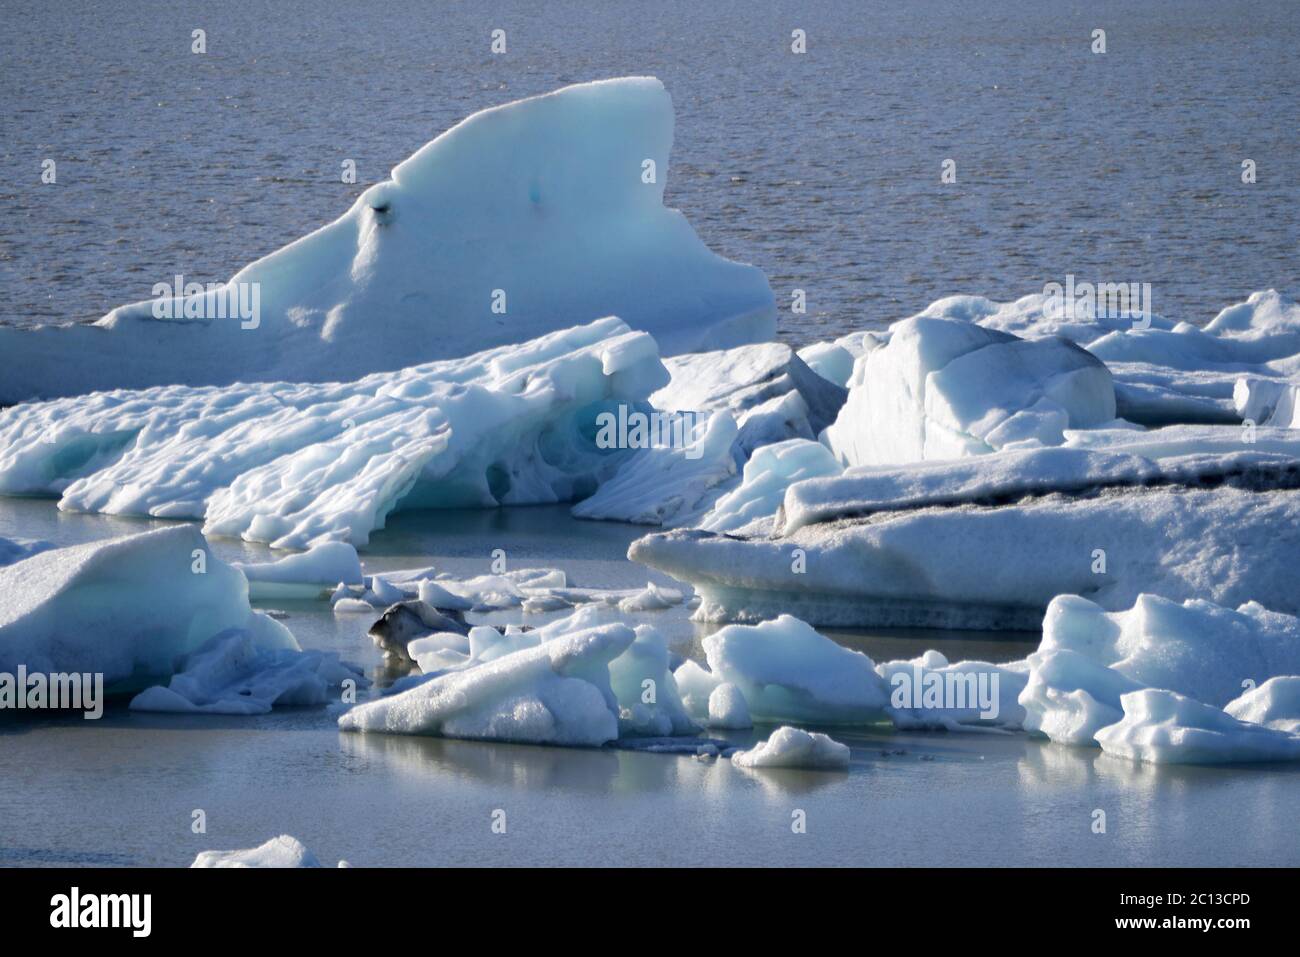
[730,726,850,771]
[191,835,347,868]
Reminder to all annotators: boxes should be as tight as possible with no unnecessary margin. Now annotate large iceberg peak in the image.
[0,77,775,404]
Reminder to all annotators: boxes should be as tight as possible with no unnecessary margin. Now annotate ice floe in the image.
[820,316,1116,468]
[191,835,344,868]
[696,615,889,724]
[338,620,633,746]
[0,536,52,568]
[0,526,294,693]
[1094,689,1300,765]
[130,629,365,715]
[731,726,850,770]
[0,318,667,549]
[233,541,363,600]
[0,78,773,404]
[633,422,1300,628]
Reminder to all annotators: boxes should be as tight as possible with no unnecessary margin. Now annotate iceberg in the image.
[0,526,294,693]
[697,615,889,724]
[0,318,668,549]
[633,427,1300,629]
[338,621,633,746]
[820,316,1116,468]
[233,541,363,600]
[1019,593,1300,747]
[706,682,753,729]
[130,630,365,715]
[0,78,774,405]
[1095,689,1300,765]
[730,726,850,770]
[1225,676,1300,733]
[191,835,341,868]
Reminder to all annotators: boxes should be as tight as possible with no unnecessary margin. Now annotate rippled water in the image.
[2,0,1297,344]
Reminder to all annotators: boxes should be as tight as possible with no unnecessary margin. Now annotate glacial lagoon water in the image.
[1,498,1297,868]
[2,0,1299,342]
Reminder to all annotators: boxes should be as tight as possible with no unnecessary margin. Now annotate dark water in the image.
[2,0,1297,344]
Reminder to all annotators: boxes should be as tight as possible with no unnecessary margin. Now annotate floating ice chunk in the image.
[730,726,850,771]
[1018,649,1146,745]
[0,78,774,405]
[672,659,721,720]
[701,438,843,535]
[1225,677,1300,734]
[633,483,1300,629]
[0,526,293,693]
[702,615,889,724]
[338,622,633,746]
[0,319,668,549]
[707,682,752,729]
[332,598,376,615]
[878,653,1028,731]
[1040,594,1300,708]
[1095,689,1300,765]
[609,625,697,736]
[233,541,363,600]
[191,835,327,868]
[1204,289,1300,352]
[821,317,1115,468]
[918,291,1175,345]
[617,582,684,612]
[417,579,474,612]
[0,536,52,568]
[130,630,366,715]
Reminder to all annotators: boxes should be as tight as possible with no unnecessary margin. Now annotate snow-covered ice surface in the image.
[0,525,295,693]
[0,318,668,549]
[0,78,775,404]
[633,419,1300,629]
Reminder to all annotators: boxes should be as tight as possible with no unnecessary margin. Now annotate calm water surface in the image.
[0,499,1295,867]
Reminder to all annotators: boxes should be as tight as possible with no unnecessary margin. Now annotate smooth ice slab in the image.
[0,78,775,404]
